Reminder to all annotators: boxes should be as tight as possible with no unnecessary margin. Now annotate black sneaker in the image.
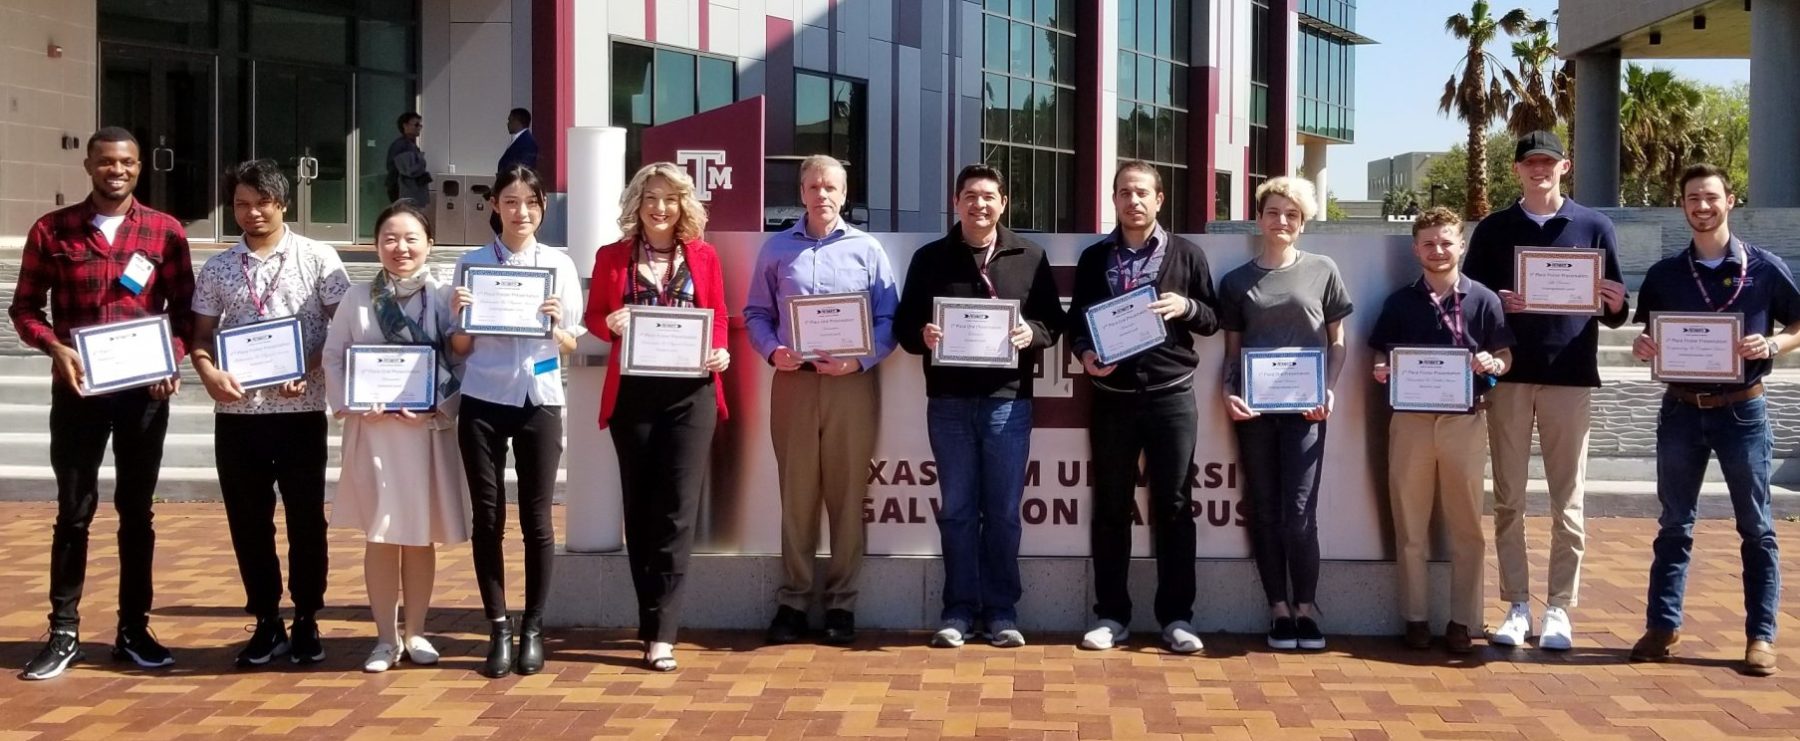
[236,618,290,667]
[1266,617,1299,650]
[823,609,857,646]
[290,616,325,665]
[113,624,175,668]
[1295,616,1327,650]
[765,605,807,645]
[20,631,83,680]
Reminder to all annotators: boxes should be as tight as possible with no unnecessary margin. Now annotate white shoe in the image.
[1489,602,1532,647]
[404,636,440,665]
[363,643,402,673]
[1539,607,1574,651]
[1162,621,1203,654]
[987,620,1026,648]
[1079,619,1129,650]
[929,619,970,648]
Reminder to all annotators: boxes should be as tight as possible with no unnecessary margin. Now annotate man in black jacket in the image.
[894,164,1064,649]
[1067,160,1220,654]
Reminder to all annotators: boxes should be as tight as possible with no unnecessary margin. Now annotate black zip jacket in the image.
[894,226,1065,398]
[1066,231,1220,392]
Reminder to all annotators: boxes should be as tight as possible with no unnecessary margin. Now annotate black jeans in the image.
[47,384,169,631]
[1089,386,1199,626]
[609,377,717,643]
[459,395,563,622]
[1234,415,1326,607]
[215,411,330,619]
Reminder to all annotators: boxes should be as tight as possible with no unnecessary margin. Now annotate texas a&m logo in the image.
[675,150,733,201]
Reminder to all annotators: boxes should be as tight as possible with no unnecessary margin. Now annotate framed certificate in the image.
[216,316,306,390]
[1515,247,1605,315]
[932,297,1020,368]
[784,292,874,360]
[1242,347,1326,413]
[344,345,438,412]
[1388,345,1475,413]
[1084,284,1167,366]
[459,265,554,336]
[1651,311,1744,384]
[620,306,714,378]
[72,315,178,396]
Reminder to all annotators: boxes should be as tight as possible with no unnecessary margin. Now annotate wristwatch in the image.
[1767,337,1780,358]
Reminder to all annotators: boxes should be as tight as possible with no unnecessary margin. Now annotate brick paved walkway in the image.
[0,503,1794,739]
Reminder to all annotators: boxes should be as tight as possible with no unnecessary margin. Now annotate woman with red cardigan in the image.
[584,162,730,672]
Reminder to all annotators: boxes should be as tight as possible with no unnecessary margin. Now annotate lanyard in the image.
[493,240,538,266]
[1112,238,1160,294]
[1427,284,1467,347]
[634,240,685,306]
[239,250,287,318]
[974,242,998,298]
[1687,243,1748,312]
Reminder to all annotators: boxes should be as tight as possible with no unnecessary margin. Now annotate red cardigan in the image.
[584,237,730,429]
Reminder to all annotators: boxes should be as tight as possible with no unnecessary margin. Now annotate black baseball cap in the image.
[1514,130,1566,162]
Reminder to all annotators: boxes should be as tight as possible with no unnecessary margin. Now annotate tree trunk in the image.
[1465,53,1491,219]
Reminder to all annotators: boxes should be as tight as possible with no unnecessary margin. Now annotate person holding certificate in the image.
[186,160,350,668]
[893,164,1063,650]
[743,155,899,646]
[450,166,585,677]
[583,162,731,671]
[1460,130,1630,651]
[1065,161,1219,654]
[1367,208,1513,654]
[1626,165,1798,677]
[1218,176,1352,652]
[9,127,195,680]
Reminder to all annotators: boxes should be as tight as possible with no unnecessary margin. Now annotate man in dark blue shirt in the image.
[1627,164,1797,677]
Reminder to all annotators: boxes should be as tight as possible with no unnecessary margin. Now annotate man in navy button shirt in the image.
[1627,164,1797,677]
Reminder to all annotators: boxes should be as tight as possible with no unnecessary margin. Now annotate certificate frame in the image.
[73,315,178,396]
[1242,347,1327,413]
[1514,246,1605,315]
[216,315,307,390]
[784,292,874,360]
[344,344,438,412]
[620,306,714,378]
[931,297,1020,368]
[1650,311,1745,384]
[1387,345,1475,413]
[458,264,555,337]
[1084,284,1168,366]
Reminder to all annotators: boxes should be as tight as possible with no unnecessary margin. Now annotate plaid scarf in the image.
[370,269,460,401]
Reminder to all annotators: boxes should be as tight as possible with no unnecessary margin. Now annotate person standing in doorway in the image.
[489,108,539,236]
[386,112,431,208]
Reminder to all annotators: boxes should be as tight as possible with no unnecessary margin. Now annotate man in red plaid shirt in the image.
[9,127,195,680]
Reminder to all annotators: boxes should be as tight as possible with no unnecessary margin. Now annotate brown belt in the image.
[1668,382,1764,409]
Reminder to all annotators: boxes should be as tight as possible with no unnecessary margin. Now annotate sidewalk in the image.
[0,503,1794,739]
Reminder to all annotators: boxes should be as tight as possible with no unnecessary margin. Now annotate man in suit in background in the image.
[489,108,539,235]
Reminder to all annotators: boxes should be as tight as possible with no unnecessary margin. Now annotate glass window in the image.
[653,48,696,123]
[612,42,654,128]
[359,19,412,73]
[1010,21,1032,76]
[698,57,735,112]
[985,16,1008,72]
[357,73,412,240]
[251,6,350,66]
[795,72,830,156]
[795,71,869,208]
[981,4,1074,231]
[1119,0,1136,50]
[984,74,1009,140]
[100,0,216,48]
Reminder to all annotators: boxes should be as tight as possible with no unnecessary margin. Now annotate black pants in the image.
[459,395,563,622]
[215,411,330,619]
[47,384,168,632]
[609,377,717,643]
[1234,415,1326,606]
[1089,386,1199,626]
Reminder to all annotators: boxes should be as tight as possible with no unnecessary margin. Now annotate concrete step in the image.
[0,464,567,502]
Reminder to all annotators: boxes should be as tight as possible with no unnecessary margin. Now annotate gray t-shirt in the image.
[1218,251,1354,349]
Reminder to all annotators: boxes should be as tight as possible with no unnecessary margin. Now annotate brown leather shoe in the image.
[1403,621,1431,650]
[1629,628,1681,662]
[1745,640,1778,677]
[1444,622,1474,654]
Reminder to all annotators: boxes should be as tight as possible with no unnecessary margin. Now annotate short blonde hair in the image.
[799,154,847,183]
[617,162,708,244]
[1254,176,1319,221]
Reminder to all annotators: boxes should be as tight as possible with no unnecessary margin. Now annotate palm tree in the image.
[1502,20,1570,136]
[1620,64,1703,205]
[1441,1,1534,219]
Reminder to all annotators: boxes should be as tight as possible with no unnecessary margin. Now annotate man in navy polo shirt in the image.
[1462,130,1629,651]
[1628,164,1795,677]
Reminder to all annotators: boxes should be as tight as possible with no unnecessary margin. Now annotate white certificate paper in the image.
[1515,247,1605,315]
[1652,312,1744,384]
[217,316,306,390]
[785,292,874,360]
[932,297,1019,368]
[1242,347,1325,413]
[460,265,554,336]
[345,345,437,411]
[73,315,178,395]
[1388,346,1474,413]
[621,306,713,378]
[1084,284,1167,366]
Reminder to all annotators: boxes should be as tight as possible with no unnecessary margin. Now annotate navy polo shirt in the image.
[1369,275,1516,403]
[1634,237,1800,392]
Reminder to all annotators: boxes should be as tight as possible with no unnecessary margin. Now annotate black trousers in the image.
[609,377,717,643]
[215,411,330,619]
[47,384,169,632]
[1234,415,1326,606]
[1089,386,1199,626]
[459,395,563,622]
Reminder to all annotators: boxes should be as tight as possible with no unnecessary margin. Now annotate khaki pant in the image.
[770,370,879,611]
[1389,411,1488,628]
[1486,382,1590,608]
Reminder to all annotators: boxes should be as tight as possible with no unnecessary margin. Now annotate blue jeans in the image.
[927,397,1033,623]
[1647,395,1781,641]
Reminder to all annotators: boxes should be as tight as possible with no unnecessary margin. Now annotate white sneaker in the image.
[1162,621,1203,654]
[1489,602,1532,647]
[929,619,970,648]
[404,635,440,665]
[363,643,401,673]
[987,620,1026,648]
[1539,607,1574,651]
[1079,619,1129,650]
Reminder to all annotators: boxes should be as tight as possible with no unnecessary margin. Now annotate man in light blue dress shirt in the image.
[743,155,898,646]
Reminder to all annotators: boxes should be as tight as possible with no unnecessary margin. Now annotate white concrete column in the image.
[1301,138,1329,219]
[1572,50,1621,207]
[563,126,626,553]
[1750,0,1800,206]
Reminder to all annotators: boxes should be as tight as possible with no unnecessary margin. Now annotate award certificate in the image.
[217,316,306,390]
[73,315,178,395]
[1515,247,1605,315]
[1084,284,1167,366]
[1242,347,1326,413]
[1387,345,1475,413]
[345,345,437,411]
[932,297,1020,368]
[620,306,714,378]
[460,265,554,336]
[785,292,874,360]
[1651,311,1744,384]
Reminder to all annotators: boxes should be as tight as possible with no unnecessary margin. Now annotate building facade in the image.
[1366,151,1443,203]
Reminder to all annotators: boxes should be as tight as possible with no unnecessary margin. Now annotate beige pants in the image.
[1389,411,1488,628]
[1486,382,1590,608]
[770,369,880,611]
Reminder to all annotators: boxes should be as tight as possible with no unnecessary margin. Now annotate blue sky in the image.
[1330,0,1749,200]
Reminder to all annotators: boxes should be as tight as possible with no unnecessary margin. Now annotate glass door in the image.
[254,63,355,242]
[100,44,219,240]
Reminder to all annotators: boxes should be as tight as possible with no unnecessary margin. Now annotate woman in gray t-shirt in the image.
[1217,177,1353,653]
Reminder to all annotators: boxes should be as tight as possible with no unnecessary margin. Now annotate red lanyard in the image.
[1428,286,1467,347]
[1687,244,1748,312]
[1112,239,1160,293]
[240,251,287,318]
[974,243,998,298]
[635,240,685,306]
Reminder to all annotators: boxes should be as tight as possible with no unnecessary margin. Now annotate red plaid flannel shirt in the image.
[8,197,196,359]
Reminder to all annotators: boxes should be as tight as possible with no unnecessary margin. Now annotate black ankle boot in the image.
[481,619,514,678]
[515,614,545,676]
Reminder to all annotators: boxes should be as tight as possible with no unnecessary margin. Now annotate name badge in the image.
[533,356,559,375]
[120,253,156,295]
